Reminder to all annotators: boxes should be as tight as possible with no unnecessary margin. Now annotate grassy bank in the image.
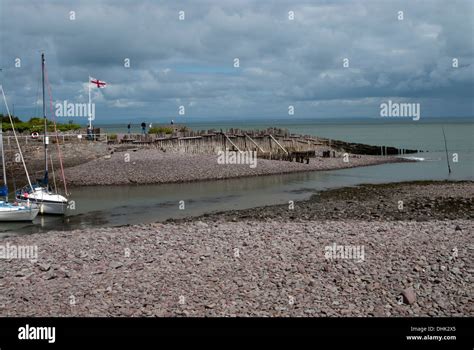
[1,115,81,133]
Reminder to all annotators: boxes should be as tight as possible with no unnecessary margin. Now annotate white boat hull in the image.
[17,199,67,215]
[16,187,68,215]
[0,207,39,221]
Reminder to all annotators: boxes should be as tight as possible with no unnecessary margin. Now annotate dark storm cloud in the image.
[0,0,472,122]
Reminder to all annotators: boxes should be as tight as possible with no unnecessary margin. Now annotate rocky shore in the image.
[173,181,474,223]
[0,181,471,317]
[64,149,409,186]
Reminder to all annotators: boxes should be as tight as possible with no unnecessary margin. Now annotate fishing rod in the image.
[441,126,451,175]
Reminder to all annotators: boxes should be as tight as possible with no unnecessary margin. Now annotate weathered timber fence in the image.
[3,127,420,161]
[111,127,420,157]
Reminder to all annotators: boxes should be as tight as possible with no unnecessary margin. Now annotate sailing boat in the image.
[16,53,68,215]
[0,86,39,221]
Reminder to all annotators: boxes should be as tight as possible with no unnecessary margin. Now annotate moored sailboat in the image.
[0,86,39,221]
[16,53,69,215]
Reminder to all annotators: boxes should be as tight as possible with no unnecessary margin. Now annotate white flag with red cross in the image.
[90,77,107,88]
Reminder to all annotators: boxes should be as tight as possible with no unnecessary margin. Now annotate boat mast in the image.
[42,53,48,186]
[0,114,7,201]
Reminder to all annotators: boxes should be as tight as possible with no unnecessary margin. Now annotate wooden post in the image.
[223,133,242,152]
[269,134,288,155]
[244,134,265,153]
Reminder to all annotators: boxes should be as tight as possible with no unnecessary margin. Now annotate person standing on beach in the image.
[141,122,146,135]
[127,123,131,134]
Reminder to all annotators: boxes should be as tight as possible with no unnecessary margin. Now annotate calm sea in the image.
[98,117,472,150]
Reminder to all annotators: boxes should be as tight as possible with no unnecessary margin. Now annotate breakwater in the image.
[110,127,421,158]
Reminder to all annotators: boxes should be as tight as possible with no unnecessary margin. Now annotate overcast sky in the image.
[0,0,473,123]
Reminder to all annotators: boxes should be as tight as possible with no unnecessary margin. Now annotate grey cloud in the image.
[0,0,472,121]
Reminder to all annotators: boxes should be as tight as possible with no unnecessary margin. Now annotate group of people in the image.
[126,122,151,134]
[127,120,175,134]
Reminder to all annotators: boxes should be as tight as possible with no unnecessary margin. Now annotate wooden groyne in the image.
[321,139,419,156]
[109,127,420,160]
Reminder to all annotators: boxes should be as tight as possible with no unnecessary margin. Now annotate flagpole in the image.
[88,75,92,130]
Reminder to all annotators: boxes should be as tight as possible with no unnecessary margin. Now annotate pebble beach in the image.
[0,181,471,317]
[64,149,410,186]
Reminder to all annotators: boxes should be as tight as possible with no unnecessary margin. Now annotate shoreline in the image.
[167,180,473,224]
[0,180,471,317]
[64,149,413,187]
